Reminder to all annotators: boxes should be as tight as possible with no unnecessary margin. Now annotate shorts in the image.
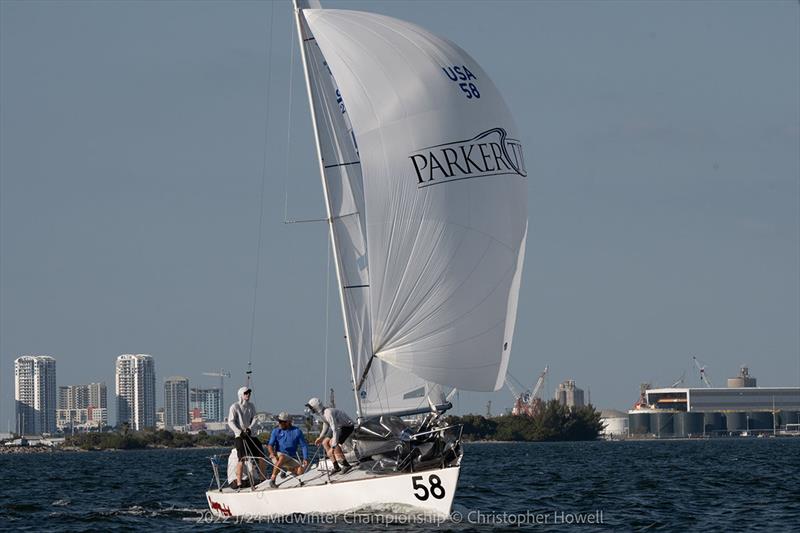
[332,425,354,448]
[276,452,302,469]
[235,433,266,462]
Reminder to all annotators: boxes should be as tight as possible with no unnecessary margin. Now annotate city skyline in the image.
[7,350,611,431]
[9,353,238,433]
[57,381,107,430]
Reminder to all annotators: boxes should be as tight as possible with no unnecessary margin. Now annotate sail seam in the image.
[324,161,361,169]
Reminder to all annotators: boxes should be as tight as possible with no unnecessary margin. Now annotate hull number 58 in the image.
[411,474,446,500]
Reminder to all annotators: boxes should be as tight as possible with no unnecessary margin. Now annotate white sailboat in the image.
[206,0,527,518]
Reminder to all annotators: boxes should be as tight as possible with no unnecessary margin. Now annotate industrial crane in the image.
[670,370,686,388]
[692,356,713,388]
[505,373,531,413]
[202,369,231,421]
[507,365,549,416]
[505,374,529,403]
[528,365,550,414]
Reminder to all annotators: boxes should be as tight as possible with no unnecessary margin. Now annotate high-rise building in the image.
[555,380,585,409]
[115,354,156,430]
[164,376,189,430]
[14,355,57,435]
[56,382,108,430]
[58,383,107,410]
[189,387,223,422]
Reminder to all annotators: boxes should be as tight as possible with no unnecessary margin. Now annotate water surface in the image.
[1,439,798,531]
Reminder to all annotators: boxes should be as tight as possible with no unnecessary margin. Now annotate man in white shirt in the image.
[228,387,267,488]
[306,397,355,474]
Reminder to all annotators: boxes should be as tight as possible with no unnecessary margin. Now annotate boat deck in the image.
[220,462,395,493]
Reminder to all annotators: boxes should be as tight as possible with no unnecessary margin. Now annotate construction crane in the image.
[523,365,549,416]
[692,356,713,388]
[670,370,686,388]
[505,375,526,403]
[507,365,549,416]
[203,369,231,421]
[505,375,529,413]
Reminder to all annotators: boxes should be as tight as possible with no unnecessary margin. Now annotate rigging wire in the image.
[246,0,276,388]
[323,230,331,401]
[283,11,296,224]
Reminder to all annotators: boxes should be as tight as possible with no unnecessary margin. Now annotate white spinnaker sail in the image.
[299,8,527,396]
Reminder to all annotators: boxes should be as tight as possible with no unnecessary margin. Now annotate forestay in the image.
[297,5,527,404]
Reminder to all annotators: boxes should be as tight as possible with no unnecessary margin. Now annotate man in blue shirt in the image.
[266,412,309,488]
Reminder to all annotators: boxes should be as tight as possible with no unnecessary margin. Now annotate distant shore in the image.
[0,445,72,454]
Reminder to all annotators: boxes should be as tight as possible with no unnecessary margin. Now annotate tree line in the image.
[447,400,604,441]
[64,427,239,450]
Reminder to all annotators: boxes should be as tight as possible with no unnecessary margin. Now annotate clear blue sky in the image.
[1,0,798,427]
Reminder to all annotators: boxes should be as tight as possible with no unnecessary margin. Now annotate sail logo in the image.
[409,128,526,188]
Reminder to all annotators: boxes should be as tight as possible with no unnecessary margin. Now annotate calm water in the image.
[1,439,798,531]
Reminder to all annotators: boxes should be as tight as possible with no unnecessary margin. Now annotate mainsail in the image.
[295,2,527,416]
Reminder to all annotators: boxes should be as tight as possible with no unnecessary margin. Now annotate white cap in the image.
[306,397,322,413]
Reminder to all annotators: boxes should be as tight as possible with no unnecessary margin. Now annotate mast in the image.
[292,0,363,419]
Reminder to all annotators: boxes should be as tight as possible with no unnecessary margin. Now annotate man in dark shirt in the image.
[266,412,309,488]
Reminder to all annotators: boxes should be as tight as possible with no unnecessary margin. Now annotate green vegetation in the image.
[447,400,604,442]
[63,401,602,449]
[64,429,241,450]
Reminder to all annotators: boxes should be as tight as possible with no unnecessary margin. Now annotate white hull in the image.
[206,464,460,519]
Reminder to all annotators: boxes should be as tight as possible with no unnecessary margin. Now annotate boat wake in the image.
[317,501,452,521]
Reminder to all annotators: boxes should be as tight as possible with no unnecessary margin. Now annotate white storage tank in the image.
[600,409,628,439]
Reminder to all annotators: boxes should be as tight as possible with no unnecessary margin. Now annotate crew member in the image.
[266,412,309,488]
[228,386,267,489]
[306,397,355,474]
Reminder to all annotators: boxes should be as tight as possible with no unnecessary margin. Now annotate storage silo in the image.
[747,412,774,430]
[727,366,757,388]
[704,412,725,434]
[726,412,747,432]
[600,410,628,438]
[780,411,800,426]
[674,412,705,437]
[651,411,674,437]
[629,411,651,435]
